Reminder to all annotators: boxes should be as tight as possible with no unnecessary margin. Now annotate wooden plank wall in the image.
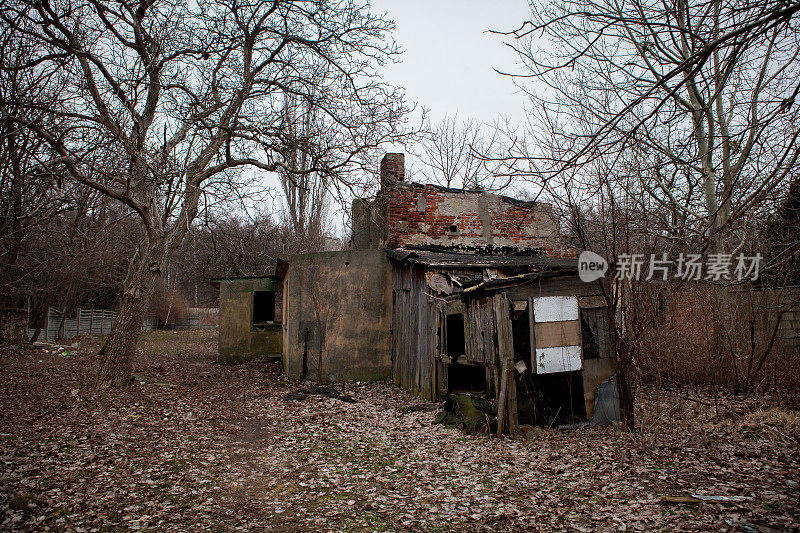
[464,296,496,365]
[392,264,440,400]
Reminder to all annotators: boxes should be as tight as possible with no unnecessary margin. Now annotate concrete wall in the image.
[351,197,387,250]
[282,249,392,382]
[218,278,282,363]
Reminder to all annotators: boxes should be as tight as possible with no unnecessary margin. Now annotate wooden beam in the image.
[493,292,516,435]
[528,296,536,374]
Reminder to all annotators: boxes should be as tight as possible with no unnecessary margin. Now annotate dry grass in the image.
[728,408,800,440]
[636,286,800,401]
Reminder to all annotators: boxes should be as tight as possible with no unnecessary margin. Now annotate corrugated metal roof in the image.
[460,270,574,295]
[385,248,578,270]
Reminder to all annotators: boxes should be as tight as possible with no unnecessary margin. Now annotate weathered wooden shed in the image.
[388,249,619,429]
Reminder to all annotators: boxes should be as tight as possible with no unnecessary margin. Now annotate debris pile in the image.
[31,341,74,357]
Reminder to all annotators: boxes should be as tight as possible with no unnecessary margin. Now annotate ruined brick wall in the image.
[382,181,569,256]
[351,153,570,256]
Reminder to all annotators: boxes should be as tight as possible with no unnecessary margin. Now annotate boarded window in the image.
[535,346,582,373]
[446,313,466,358]
[532,296,582,374]
[252,291,275,327]
[532,296,580,322]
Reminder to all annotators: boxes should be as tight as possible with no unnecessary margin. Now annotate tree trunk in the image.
[613,298,635,430]
[94,240,162,389]
[94,288,147,388]
[617,354,635,430]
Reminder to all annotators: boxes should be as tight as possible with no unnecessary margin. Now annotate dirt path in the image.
[1,331,798,531]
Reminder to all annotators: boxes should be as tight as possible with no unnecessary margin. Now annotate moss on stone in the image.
[435,393,497,433]
[9,492,40,511]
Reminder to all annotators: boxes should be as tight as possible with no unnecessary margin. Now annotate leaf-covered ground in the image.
[1,330,798,532]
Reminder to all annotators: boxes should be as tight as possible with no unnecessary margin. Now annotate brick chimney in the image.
[380,153,404,188]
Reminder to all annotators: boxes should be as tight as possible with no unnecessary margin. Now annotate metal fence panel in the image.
[63,318,78,339]
[30,307,116,341]
[102,311,113,334]
[46,308,63,341]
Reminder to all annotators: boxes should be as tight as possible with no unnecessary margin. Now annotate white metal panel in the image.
[535,345,582,374]
[532,296,579,323]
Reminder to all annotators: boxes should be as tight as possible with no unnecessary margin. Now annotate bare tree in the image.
[485,0,800,426]
[3,0,410,386]
[278,93,330,253]
[416,114,502,190]
[0,26,68,342]
[495,0,800,251]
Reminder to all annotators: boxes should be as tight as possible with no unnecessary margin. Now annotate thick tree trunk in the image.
[94,181,199,388]
[94,241,162,389]
[94,287,147,388]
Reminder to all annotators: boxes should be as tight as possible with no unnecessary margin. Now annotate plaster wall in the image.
[282,249,392,382]
[218,278,282,363]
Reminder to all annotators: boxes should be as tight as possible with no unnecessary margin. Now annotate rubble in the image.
[282,385,357,403]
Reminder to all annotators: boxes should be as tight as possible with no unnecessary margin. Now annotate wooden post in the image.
[508,362,518,434]
[528,296,536,372]
[497,359,508,436]
[494,293,516,436]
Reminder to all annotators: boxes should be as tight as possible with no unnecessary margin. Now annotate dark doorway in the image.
[510,307,531,365]
[448,363,486,393]
[519,370,586,426]
[252,291,275,327]
[446,313,466,358]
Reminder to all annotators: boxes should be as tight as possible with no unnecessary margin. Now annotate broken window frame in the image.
[252,290,276,329]
[580,311,600,359]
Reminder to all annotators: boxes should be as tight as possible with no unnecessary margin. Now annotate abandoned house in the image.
[269,153,620,429]
[212,276,283,363]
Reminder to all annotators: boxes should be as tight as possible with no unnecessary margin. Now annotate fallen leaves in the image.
[0,331,798,532]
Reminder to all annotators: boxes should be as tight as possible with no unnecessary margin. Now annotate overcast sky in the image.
[268,2,538,236]
[370,0,533,132]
